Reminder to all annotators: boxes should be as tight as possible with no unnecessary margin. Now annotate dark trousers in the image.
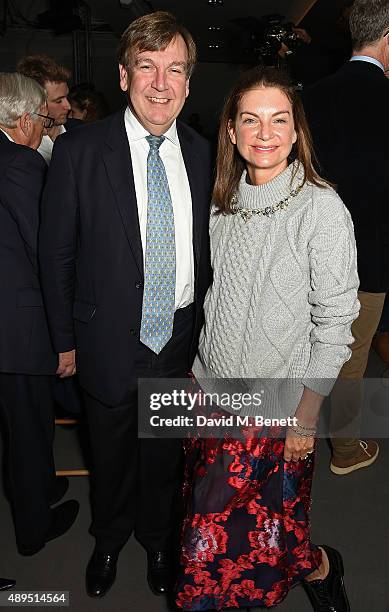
[0,373,55,551]
[85,304,195,554]
[378,294,389,331]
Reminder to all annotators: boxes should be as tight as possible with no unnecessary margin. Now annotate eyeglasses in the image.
[32,113,56,129]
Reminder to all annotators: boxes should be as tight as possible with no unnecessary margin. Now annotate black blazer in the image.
[0,132,57,375]
[39,109,213,406]
[65,118,84,131]
[302,60,389,292]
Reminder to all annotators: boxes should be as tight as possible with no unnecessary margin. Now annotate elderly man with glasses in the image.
[0,72,79,556]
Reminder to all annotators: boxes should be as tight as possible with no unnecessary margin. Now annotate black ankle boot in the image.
[302,545,350,611]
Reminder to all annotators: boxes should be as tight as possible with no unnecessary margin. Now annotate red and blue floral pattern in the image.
[176,430,321,610]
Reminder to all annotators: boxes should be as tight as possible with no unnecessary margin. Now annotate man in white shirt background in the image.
[17,54,80,164]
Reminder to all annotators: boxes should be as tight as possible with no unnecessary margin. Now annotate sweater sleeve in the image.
[302,188,360,396]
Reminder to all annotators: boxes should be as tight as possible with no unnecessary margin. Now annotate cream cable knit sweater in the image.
[193,162,360,406]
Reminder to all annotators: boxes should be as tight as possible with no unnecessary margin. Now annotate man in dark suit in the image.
[0,72,79,555]
[17,54,81,164]
[17,55,87,418]
[39,11,212,598]
[302,0,389,475]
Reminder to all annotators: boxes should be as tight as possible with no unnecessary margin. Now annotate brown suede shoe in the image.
[330,440,379,475]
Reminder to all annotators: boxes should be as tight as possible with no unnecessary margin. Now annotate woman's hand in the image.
[283,386,323,461]
[284,427,315,462]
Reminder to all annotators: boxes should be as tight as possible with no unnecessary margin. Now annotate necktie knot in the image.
[146,134,165,151]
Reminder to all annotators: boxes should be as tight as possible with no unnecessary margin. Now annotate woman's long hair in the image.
[213,66,329,214]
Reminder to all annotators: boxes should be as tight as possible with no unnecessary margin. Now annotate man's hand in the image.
[46,124,62,142]
[57,349,76,378]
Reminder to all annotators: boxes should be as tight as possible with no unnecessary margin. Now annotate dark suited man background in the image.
[17,55,83,418]
[303,0,389,475]
[0,73,79,555]
[17,54,81,164]
[39,11,212,599]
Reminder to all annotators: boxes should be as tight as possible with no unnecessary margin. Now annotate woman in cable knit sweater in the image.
[176,68,359,612]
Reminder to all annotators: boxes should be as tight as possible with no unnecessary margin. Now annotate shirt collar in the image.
[0,127,14,142]
[350,55,385,71]
[0,124,65,145]
[124,106,178,146]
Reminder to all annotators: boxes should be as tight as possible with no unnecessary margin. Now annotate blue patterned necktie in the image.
[140,134,176,354]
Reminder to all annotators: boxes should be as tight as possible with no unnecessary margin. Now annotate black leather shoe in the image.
[147,551,173,596]
[0,578,16,591]
[50,477,69,506]
[86,550,118,598]
[19,499,79,556]
[302,545,350,611]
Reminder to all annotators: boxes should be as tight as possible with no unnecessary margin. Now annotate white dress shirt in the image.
[37,125,66,164]
[124,107,194,310]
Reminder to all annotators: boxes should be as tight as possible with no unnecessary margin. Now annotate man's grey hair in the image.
[0,72,46,128]
[350,0,389,50]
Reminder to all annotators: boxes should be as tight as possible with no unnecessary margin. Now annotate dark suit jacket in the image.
[39,108,213,406]
[65,118,83,131]
[0,131,57,375]
[302,60,389,292]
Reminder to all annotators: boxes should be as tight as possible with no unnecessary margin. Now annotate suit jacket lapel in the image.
[0,130,12,146]
[102,109,143,278]
[177,123,204,269]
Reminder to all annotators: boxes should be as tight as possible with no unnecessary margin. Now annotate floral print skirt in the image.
[176,430,321,610]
